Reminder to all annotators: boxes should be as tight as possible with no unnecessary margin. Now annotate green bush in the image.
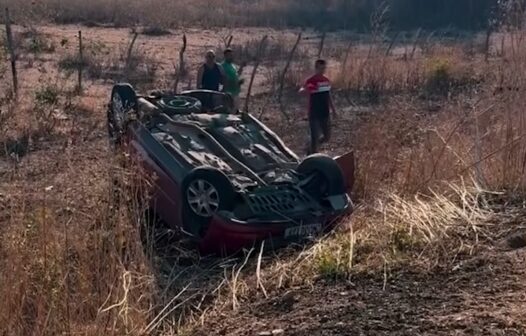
[141,25,171,36]
[27,34,56,54]
[316,249,347,280]
[18,29,56,54]
[35,85,60,106]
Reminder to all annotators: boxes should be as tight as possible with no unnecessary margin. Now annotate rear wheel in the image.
[181,90,233,113]
[181,167,236,238]
[108,83,137,146]
[297,154,346,200]
[158,95,202,115]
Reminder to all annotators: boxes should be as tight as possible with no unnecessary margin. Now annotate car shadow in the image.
[138,216,317,325]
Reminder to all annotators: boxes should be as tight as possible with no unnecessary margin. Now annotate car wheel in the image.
[297,154,346,200]
[108,83,137,146]
[158,95,202,115]
[181,167,236,237]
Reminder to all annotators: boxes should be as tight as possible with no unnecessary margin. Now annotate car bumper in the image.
[198,200,353,254]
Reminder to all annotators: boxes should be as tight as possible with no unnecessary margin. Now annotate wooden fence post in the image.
[484,26,492,62]
[410,28,421,60]
[341,40,354,104]
[124,31,139,81]
[317,31,326,59]
[341,40,353,71]
[244,35,268,114]
[77,30,83,92]
[174,33,187,93]
[4,8,18,97]
[226,35,233,48]
[277,30,302,120]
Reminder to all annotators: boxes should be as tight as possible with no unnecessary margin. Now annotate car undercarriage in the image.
[108,84,354,251]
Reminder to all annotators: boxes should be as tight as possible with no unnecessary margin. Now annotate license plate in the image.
[284,224,322,238]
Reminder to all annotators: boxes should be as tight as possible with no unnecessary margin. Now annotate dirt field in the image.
[195,240,526,335]
[1,22,526,336]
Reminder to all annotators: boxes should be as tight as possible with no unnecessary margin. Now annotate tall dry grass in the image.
[0,146,153,335]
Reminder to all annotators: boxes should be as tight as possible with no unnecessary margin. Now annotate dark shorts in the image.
[308,113,331,154]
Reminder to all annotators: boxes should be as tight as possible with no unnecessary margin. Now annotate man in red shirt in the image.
[300,59,337,154]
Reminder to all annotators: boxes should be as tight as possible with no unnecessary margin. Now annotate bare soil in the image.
[195,246,526,336]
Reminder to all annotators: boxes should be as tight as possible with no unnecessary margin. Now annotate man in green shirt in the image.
[222,48,244,110]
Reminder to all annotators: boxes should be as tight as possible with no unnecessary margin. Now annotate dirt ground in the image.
[195,244,526,336]
[0,24,363,177]
[10,25,332,97]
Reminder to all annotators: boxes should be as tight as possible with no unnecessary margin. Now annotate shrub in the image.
[424,58,453,96]
[316,248,347,279]
[141,25,171,36]
[58,41,106,73]
[58,52,103,78]
[35,85,60,106]
[15,29,57,54]
[26,33,56,54]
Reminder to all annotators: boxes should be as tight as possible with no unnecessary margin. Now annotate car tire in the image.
[158,95,202,115]
[297,154,346,199]
[108,83,137,146]
[181,167,236,238]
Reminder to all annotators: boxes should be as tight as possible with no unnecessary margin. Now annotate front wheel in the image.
[181,167,236,238]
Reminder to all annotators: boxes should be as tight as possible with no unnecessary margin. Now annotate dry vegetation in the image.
[1,3,526,335]
[2,0,496,31]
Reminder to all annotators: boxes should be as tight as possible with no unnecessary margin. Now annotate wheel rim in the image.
[111,93,126,131]
[166,97,191,109]
[186,179,220,217]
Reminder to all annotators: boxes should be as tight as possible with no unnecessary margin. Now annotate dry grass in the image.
[197,28,526,330]
[0,166,158,335]
[185,182,525,332]
[1,18,526,336]
[58,39,158,87]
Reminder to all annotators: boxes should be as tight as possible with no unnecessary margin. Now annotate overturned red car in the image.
[108,84,354,253]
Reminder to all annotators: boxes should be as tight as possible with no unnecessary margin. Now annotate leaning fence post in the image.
[474,107,486,187]
[277,30,302,120]
[484,26,492,62]
[341,40,353,71]
[174,33,187,93]
[4,8,18,97]
[341,40,353,104]
[410,28,421,60]
[226,35,233,48]
[77,30,83,92]
[244,35,268,114]
[124,31,139,81]
[317,30,326,59]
